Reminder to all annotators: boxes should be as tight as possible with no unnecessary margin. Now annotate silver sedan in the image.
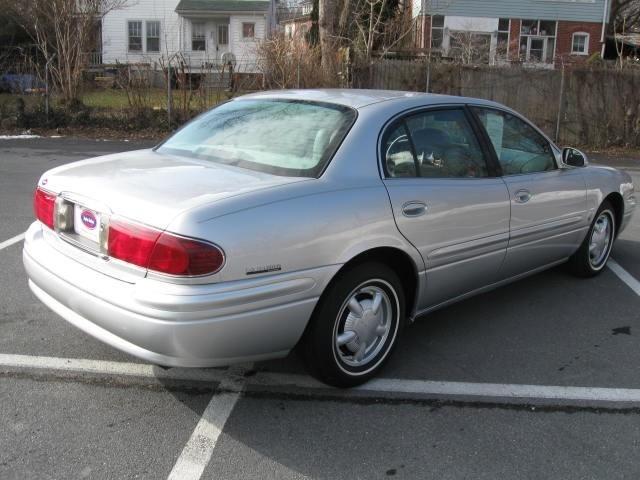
[24,90,636,387]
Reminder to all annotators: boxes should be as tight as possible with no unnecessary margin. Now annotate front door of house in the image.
[211,24,229,62]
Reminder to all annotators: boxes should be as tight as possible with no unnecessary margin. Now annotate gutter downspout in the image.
[601,0,609,57]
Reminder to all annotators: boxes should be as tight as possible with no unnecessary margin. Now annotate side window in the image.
[405,109,488,178]
[383,123,417,178]
[472,108,556,175]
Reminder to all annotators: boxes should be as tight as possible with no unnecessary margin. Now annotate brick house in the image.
[412,0,611,66]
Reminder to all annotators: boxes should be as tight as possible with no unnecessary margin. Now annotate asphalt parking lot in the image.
[1,137,640,479]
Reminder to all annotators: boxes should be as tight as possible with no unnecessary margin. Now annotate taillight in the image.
[108,220,161,269]
[108,219,224,276]
[34,187,56,229]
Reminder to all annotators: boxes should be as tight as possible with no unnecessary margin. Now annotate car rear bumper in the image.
[23,222,339,367]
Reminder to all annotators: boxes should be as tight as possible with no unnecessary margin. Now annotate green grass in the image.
[81,88,168,109]
[0,88,237,112]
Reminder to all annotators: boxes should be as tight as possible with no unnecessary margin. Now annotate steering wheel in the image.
[385,134,410,176]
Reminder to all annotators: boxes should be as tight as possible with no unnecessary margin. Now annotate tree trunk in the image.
[319,0,337,78]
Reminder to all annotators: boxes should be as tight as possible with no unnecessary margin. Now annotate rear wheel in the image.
[568,201,616,277]
[301,262,405,388]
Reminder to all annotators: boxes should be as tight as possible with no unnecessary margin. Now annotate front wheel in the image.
[568,201,616,277]
[300,262,405,388]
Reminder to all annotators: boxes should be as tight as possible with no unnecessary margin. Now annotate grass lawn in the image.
[0,88,235,112]
[81,88,167,109]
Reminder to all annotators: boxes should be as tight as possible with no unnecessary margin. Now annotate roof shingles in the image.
[176,0,269,13]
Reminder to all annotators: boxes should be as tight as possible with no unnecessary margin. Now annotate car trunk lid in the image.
[38,149,307,280]
[41,149,304,229]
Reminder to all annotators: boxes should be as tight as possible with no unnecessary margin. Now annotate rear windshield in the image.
[157,99,357,177]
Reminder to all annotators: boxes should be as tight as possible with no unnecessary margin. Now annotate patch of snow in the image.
[0,134,41,140]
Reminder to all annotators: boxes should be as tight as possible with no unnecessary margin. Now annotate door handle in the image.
[402,201,427,217]
[514,190,532,204]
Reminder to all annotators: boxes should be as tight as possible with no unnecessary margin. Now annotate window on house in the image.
[497,18,510,60]
[519,20,557,63]
[431,15,444,49]
[449,32,491,64]
[146,21,160,52]
[242,22,255,39]
[192,22,206,51]
[128,21,142,52]
[218,24,229,45]
[572,32,590,55]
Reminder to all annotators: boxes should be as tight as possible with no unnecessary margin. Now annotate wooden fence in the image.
[352,60,640,148]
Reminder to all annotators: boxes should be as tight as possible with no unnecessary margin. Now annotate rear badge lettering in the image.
[246,264,282,275]
[80,210,97,230]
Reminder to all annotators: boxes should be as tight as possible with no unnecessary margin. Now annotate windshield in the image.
[157,99,357,177]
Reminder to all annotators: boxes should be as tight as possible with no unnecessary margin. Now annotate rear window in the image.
[157,99,357,177]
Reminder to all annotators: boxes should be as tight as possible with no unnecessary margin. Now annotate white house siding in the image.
[229,14,266,69]
[102,0,267,71]
[444,16,498,33]
[425,0,609,23]
[102,0,183,65]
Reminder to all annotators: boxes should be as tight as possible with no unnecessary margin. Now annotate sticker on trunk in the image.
[73,205,101,243]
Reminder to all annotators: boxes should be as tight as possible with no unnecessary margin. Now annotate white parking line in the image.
[4,353,640,405]
[356,378,640,403]
[608,259,640,297]
[0,233,25,251]
[0,353,227,383]
[167,364,251,480]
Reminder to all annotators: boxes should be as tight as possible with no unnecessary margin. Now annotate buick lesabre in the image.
[24,90,636,387]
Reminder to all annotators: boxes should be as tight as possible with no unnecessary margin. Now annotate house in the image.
[101,0,274,70]
[413,0,611,66]
[277,1,313,40]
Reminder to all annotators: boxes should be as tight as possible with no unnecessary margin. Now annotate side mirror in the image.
[562,147,588,168]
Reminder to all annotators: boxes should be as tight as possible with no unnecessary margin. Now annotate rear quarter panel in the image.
[165,178,424,286]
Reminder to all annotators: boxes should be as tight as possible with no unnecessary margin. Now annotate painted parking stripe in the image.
[0,233,25,251]
[608,259,640,297]
[5,353,640,405]
[356,378,640,403]
[0,353,228,383]
[167,364,251,480]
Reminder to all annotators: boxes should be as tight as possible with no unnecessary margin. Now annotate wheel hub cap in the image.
[335,285,393,367]
[589,212,613,268]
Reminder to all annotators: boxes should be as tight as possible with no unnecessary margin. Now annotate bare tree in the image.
[319,0,339,75]
[2,0,128,104]
[342,0,417,61]
[448,29,492,65]
[610,0,640,32]
[257,33,324,88]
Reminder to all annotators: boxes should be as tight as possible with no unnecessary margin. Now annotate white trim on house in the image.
[571,31,590,55]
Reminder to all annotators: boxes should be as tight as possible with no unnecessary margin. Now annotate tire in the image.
[568,200,616,277]
[300,262,405,388]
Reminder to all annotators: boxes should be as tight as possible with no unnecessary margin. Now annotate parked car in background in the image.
[24,90,636,387]
[0,73,45,94]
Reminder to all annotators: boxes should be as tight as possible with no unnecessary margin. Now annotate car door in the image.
[382,107,511,311]
[470,107,589,279]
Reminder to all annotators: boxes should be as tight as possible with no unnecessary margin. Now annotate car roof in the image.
[237,89,503,110]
